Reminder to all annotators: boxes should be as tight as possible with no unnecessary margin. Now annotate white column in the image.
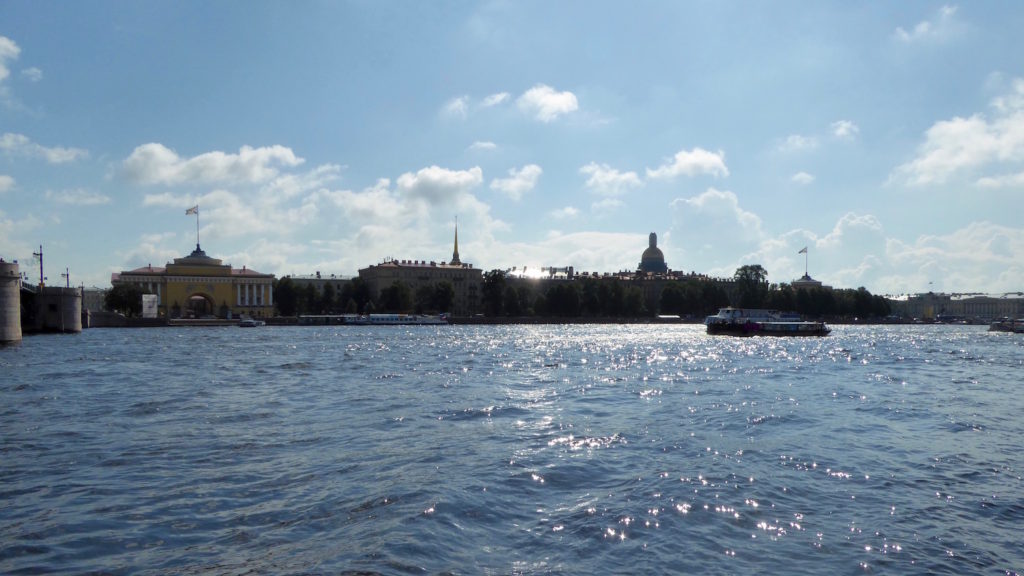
[268,283,273,307]
[236,284,241,306]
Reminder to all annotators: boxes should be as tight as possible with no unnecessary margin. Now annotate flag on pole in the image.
[798,246,808,254]
[185,205,199,215]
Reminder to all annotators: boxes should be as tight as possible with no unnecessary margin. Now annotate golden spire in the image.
[451,216,461,265]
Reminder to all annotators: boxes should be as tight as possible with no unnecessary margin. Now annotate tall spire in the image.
[451,216,461,265]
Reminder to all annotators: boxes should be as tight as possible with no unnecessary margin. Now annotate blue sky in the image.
[2,2,1023,294]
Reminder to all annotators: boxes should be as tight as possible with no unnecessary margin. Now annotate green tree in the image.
[104,283,149,316]
[623,286,647,316]
[415,284,435,314]
[482,270,507,316]
[503,286,522,316]
[734,264,769,308]
[380,281,413,312]
[434,282,455,314]
[274,277,299,316]
[301,283,317,314]
[320,282,337,313]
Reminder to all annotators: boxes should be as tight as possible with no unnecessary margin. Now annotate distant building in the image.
[791,274,827,290]
[888,292,1024,321]
[357,222,481,316]
[638,232,668,274]
[111,244,275,318]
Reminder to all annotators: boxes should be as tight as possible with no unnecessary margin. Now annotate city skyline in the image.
[2,2,1024,294]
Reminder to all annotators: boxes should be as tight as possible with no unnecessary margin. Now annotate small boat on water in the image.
[238,317,266,327]
[988,317,1024,333]
[705,307,830,337]
[298,313,449,326]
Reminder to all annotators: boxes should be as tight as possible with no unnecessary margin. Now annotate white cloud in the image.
[976,171,1024,189]
[0,210,43,262]
[260,163,341,199]
[884,221,1024,293]
[791,171,815,185]
[468,141,497,152]
[444,95,469,119]
[0,36,19,84]
[831,120,859,139]
[517,84,579,122]
[646,147,729,180]
[580,162,643,196]
[777,134,819,153]
[122,143,304,186]
[991,78,1024,114]
[549,206,578,220]
[396,165,484,204]
[0,175,13,193]
[21,67,42,82]
[0,133,88,163]
[481,92,509,108]
[892,79,1024,187]
[591,198,625,213]
[490,164,542,200]
[894,5,959,44]
[484,231,647,274]
[45,189,111,206]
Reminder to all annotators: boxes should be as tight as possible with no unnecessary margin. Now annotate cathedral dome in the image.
[638,232,668,273]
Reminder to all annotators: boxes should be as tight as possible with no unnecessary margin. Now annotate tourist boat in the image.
[988,317,1024,333]
[238,317,266,327]
[705,307,830,336]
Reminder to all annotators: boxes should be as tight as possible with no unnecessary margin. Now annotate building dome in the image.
[638,232,668,273]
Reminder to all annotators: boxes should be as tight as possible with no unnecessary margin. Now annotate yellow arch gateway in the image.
[111,244,275,319]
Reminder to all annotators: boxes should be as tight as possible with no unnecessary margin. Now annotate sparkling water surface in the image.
[2,324,1022,575]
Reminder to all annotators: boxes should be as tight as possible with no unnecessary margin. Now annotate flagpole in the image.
[196,206,200,247]
[804,249,808,277]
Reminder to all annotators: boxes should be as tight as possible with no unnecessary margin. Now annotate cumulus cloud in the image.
[468,141,497,152]
[791,171,815,185]
[21,67,42,82]
[549,206,578,220]
[45,189,111,206]
[891,78,1024,186]
[396,165,484,204]
[444,95,469,119]
[831,120,859,139]
[0,174,13,193]
[122,143,304,186]
[0,36,19,84]
[976,171,1024,189]
[517,84,579,122]
[894,5,959,44]
[0,133,88,163]
[481,92,509,108]
[580,162,643,196]
[591,198,625,213]
[777,134,819,153]
[646,147,729,180]
[884,221,1024,293]
[490,164,542,200]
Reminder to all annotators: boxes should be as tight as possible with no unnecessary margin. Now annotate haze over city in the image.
[2,2,1023,294]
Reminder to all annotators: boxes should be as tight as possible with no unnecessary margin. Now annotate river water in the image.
[1,324,1022,575]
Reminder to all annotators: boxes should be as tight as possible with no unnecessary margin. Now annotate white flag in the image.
[185,205,198,215]
[798,246,807,254]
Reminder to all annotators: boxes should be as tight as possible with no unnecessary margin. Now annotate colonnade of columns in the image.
[236,283,273,307]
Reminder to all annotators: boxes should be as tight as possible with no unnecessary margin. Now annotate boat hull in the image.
[706,320,830,337]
